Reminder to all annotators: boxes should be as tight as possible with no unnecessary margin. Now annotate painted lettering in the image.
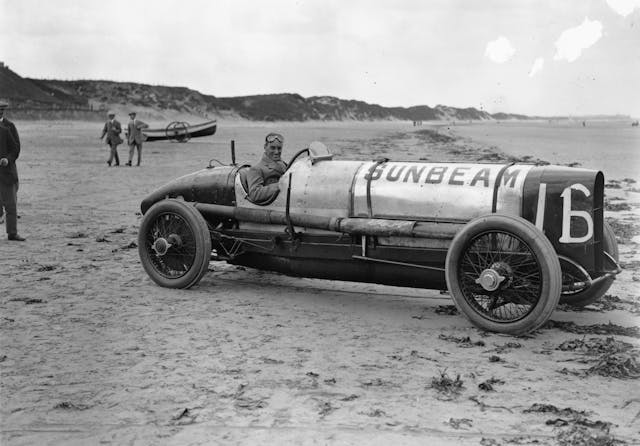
[365,163,495,188]
[403,165,426,183]
[470,168,491,187]
[502,169,521,188]
[386,165,406,182]
[559,183,593,244]
[364,165,385,181]
[448,167,470,185]
[425,166,448,184]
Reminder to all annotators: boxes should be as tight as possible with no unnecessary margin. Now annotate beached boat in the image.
[143,120,217,142]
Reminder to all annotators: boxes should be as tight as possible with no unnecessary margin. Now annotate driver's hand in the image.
[0,158,8,167]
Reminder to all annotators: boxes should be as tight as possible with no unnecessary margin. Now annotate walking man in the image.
[0,99,25,241]
[126,111,148,166]
[100,110,123,166]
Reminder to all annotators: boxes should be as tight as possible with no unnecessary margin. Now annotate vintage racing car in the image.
[137,142,621,335]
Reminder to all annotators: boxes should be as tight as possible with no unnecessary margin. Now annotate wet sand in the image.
[1,120,639,445]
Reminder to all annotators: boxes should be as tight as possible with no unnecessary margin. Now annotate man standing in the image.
[100,110,123,166]
[126,111,149,166]
[245,132,287,204]
[0,100,25,241]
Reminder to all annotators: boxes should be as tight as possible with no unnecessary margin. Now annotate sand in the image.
[1,120,639,445]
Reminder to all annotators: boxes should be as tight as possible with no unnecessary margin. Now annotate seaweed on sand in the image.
[606,217,638,244]
[543,320,640,338]
[556,425,625,446]
[524,403,589,418]
[556,337,635,355]
[438,334,485,347]
[524,403,624,446]
[429,370,465,399]
[604,199,632,212]
[585,352,640,379]
[414,129,457,144]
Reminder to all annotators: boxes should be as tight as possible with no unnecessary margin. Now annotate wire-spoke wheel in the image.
[560,221,619,307]
[138,199,211,288]
[165,121,191,143]
[446,214,561,335]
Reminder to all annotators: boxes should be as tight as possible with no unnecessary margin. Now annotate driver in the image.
[246,132,287,203]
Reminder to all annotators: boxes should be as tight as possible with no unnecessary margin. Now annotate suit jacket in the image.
[245,154,287,203]
[0,119,20,184]
[127,119,149,145]
[101,119,123,145]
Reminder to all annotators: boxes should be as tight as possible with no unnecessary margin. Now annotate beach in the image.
[1,119,639,445]
[448,120,640,181]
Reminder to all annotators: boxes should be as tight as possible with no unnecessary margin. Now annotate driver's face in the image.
[264,142,283,161]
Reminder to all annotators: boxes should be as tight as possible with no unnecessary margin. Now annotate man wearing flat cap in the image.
[245,132,287,204]
[100,110,123,166]
[0,100,25,241]
[125,111,148,166]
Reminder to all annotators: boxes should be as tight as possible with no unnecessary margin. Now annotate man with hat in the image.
[245,132,287,204]
[0,99,25,241]
[99,110,123,166]
[125,111,149,166]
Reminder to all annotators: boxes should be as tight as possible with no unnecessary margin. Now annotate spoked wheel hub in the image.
[152,234,182,256]
[475,262,511,291]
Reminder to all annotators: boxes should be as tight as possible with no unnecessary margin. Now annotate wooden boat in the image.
[143,120,217,142]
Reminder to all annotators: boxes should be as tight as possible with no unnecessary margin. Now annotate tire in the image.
[559,221,619,307]
[445,214,562,335]
[138,199,211,289]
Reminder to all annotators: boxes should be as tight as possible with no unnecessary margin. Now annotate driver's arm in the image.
[246,167,280,203]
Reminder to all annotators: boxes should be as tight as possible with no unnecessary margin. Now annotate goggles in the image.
[265,133,284,144]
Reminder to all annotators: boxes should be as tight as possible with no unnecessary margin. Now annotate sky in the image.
[1,0,639,117]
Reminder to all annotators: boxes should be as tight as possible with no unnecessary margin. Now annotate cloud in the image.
[605,0,640,17]
[528,57,544,77]
[484,36,516,64]
[554,18,603,63]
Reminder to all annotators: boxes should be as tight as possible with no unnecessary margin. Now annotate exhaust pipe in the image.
[194,203,461,239]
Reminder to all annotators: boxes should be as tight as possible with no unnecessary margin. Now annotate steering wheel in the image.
[286,148,310,168]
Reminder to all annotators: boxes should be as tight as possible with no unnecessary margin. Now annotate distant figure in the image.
[582,121,586,127]
[126,111,149,166]
[100,111,123,166]
[0,99,25,241]
[245,132,287,204]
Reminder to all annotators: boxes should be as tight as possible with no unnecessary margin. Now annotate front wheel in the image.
[559,221,619,307]
[138,199,211,288]
[445,214,561,335]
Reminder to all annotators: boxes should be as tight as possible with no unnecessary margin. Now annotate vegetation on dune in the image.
[1,64,530,121]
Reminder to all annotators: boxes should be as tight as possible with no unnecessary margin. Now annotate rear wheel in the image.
[559,221,619,307]
[445,214,561,335]
[138,199,211,288]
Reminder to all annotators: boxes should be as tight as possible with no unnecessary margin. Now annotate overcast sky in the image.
[1,0,639,116]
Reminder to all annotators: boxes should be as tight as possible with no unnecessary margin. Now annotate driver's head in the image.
[264,132,284,162]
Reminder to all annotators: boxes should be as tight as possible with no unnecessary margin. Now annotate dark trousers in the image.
[128,142,142,166]
[0,181,18,235]
[108,143,120,165]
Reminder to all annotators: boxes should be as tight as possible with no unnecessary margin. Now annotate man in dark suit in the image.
[245,132,287,204]
[100,110,123,166]
[125,111,149,166]
[0,100,25,241]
